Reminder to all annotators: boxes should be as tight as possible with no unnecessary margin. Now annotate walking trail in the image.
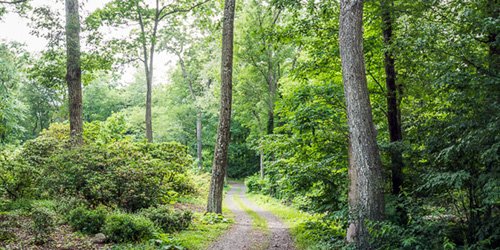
[209,181,296,250]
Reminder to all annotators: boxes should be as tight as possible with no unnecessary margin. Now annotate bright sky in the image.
[0,0,176,85]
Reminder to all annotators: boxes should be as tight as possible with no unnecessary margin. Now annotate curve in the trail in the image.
[208,181,295,250]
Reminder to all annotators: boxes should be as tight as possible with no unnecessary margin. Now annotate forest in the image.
[0,0,499,249]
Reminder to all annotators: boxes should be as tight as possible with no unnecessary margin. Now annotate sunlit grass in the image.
[233,186,268,233]
[246,193,316,250]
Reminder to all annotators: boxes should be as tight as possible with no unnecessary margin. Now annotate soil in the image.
[209,182,295,250]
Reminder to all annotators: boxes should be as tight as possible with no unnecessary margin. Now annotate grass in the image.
[246,193,318,250]
[110,188,235,250]
[233,186,268,233]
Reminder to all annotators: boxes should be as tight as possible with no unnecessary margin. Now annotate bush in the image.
[245,174,270,194]
[68,206,107,234]
[140,206,193,233]
[0,213,19,241]
[103,212,157,243]
[55,196,89,219]
[40,140,192,211]
[0,151,39,199]
[29,205,55,244]
[201,213,232,225]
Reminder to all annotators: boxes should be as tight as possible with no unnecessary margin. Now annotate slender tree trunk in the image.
[381,0,403,195]
[145,71,153,143]
[65,0,83,145]
[138,3,161,144]
[252,110,265,178]
[196,112,203,171]
[339,0,386,248]
[207,0,236,214]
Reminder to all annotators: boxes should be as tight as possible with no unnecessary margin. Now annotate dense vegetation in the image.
[1,0,499,249]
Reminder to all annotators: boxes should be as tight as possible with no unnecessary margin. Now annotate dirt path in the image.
[209,182,295,250]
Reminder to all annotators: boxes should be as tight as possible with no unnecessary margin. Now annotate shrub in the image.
[55,196,89,219]
[245,174,270,194]
[41,140,192,211]
[140,206,193,233]
[103,212,157,243]
[29,205,55,244]
[68,206,107,234]
[0,151,39,199]
[0,213,18,241]
[201,213,232,225]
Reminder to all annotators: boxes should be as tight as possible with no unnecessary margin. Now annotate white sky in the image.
[0,0,177,85]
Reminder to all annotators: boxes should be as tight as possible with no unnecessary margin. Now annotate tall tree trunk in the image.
[252,110,265,178]
[207,0,236,214]
[138,3,161,144]
[381,0,403,195]
[65,0,83,146]
[339,0,386,248]
[487,1,500,71]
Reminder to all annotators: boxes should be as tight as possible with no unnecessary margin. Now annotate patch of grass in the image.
[170,192,234,249]
[233,186,268,233]
[246,193,316,250]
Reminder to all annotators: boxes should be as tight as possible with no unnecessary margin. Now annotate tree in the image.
[65,0,83,145]
[0,0,29,19]
[207,0,236,214]
[0,42,27,143]
[380,0,403,197]
[339,0,385,247]
[88,0,208,143]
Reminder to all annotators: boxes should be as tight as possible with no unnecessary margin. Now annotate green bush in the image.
[55,196,89,219]
[0,151,39,199]
[103,212,157,243]
[0,213,18,241]
[245,174,270,194]
[13,119,194,211]
[40,140,192,211]
[68,206,107,234]
[201,213,232,225]
[140,206,193,233]
[29,205,55,244]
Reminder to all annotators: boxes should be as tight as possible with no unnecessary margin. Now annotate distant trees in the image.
[87,0,208,143]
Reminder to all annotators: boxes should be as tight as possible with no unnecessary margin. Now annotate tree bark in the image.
[381,0,403,195]
[339,0,386,248]
[196,112,203,171]
[346,139,359,243]
[252,110,265,178]
[65,0,83,146]
[207,0,236,214]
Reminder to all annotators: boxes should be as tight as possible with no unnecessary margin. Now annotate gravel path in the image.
[209,182,295,250]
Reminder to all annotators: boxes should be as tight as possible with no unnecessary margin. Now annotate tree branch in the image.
[158,0,209,21]
[0,0,26,4]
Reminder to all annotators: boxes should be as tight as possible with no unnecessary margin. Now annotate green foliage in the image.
[200,213,232,225]
[68,206,107,235]
[0,213,18,241]
[0,150,38,199]
[140,206,193,233]
[42,141,186,211]
[7,117,194,211]
[103,212,157,243]
[29,205,55,244]
[244,174,270,195]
